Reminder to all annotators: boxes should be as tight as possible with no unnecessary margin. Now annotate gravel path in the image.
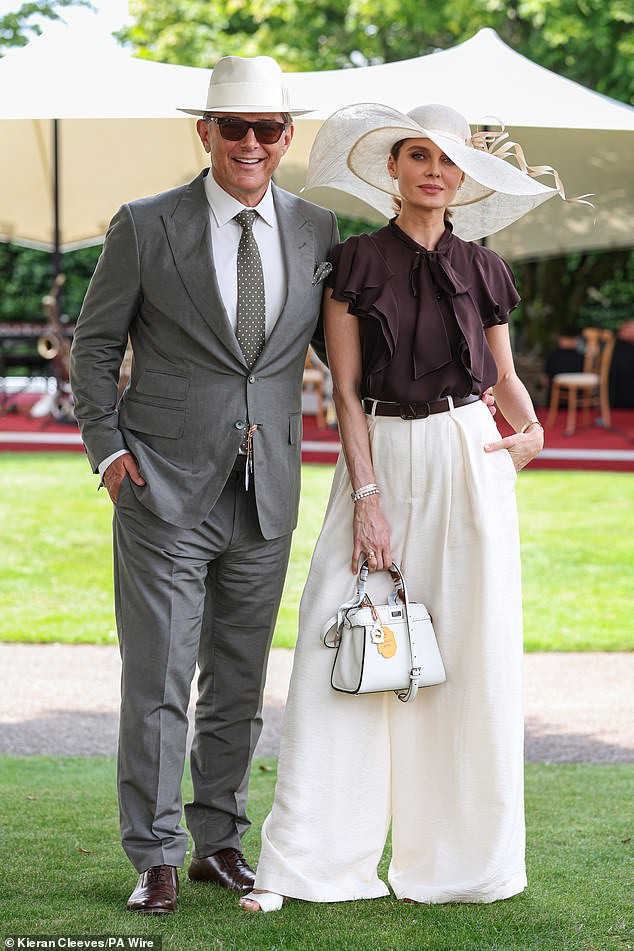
[1,644,633,763]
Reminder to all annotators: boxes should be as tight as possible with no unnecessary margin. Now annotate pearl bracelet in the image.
[519,420,543,435]
[351,483,380,503]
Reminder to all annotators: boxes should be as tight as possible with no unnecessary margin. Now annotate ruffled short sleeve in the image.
[326,235,391,303]
[471,248,520,328]
[325,233,398,373]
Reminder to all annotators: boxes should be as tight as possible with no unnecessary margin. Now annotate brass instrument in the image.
[31,273,74,422]
[36,331,61,360]
[37,274,69,367]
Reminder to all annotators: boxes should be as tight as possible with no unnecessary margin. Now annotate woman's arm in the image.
[324,288,393,572]
[484,323,544,470]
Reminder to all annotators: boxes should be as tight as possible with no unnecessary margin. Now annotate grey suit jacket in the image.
[70,171,339,537]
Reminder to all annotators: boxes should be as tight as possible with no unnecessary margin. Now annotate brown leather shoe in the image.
[126,864,179,914]
[188,848,255,893]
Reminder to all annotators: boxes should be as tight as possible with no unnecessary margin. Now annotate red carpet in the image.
[0,393,84,453]
[2,393,634,471]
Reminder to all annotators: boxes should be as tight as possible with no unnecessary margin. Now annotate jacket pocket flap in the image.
[119,398,185,439]
[136,371,189,400]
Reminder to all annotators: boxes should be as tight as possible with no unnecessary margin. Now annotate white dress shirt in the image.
[204,170,287,333]
[98,171,287,479]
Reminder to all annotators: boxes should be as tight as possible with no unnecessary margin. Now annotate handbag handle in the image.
[328,560,421,702]
[367,562,420,703]
[356,559,405,603]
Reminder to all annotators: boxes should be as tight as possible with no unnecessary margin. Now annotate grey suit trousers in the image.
[113,467,292,872]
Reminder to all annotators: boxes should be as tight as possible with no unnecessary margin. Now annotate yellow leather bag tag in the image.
[377,625,397,659]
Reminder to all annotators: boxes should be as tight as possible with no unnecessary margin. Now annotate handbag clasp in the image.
[370,624,385,644]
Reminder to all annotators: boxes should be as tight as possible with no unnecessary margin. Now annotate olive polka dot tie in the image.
[234,209,266,368]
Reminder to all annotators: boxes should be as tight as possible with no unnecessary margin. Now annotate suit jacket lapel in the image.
[264,185,315,357]
[162,171,247,365]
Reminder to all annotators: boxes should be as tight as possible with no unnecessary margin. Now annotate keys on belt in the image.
[235,421,259,489]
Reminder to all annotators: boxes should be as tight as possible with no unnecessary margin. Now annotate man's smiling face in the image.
[196,113,294,207]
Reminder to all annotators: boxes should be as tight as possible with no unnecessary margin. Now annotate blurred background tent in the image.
[0,3,632,349]
[0,20,204,274]
[283,28,634,262]
[0,21,632,268]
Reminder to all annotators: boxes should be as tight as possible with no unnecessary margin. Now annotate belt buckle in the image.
[399,402,429,420]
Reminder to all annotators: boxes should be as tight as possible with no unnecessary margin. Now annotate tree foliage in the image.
[0,0,91,57]
[122,0,633,104]
[0,243,100,322]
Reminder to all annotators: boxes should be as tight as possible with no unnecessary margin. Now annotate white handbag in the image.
[322,561,446,703]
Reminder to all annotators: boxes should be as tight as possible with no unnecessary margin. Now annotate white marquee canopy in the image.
[0,21,632,261]
[282,28,634,260]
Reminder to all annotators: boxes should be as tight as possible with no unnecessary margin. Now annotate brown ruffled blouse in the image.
[326,219,520,403]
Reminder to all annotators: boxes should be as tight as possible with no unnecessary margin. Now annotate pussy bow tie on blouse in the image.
[390,221,482,382]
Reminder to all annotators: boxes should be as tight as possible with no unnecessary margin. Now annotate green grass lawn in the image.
[0,453,632,650]
[0,756,632,950]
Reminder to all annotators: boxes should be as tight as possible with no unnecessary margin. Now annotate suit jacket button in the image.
[248,375,256,384]
[234,420,245,430]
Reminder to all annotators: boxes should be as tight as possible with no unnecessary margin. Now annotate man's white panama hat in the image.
[178,55,313,117]
[304,102,569,241]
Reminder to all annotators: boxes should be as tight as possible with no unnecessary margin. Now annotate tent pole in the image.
[52,118,61,281]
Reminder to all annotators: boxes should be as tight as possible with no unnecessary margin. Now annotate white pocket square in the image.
[312,262,333,285]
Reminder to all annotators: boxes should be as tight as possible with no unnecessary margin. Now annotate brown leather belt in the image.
[362,393,480,420]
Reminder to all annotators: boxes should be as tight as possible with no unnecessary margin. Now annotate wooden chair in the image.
[302,346,327,428]
[546,328,615,435]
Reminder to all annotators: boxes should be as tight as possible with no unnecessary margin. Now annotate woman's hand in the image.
[480,387,496,417]
[352,496,393,573]
[484,423,544,472]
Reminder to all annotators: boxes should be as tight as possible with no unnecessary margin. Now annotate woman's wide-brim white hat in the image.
[304,102,561,241]
[179,55,313,117]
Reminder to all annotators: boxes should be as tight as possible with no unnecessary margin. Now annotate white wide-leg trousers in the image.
[256,400,527,903]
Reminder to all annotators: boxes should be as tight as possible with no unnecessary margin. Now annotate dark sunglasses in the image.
[206,116,287,144]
